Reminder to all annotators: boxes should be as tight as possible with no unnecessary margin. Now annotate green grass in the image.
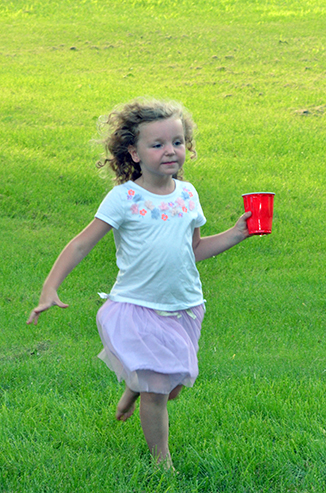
[1,0,326,491]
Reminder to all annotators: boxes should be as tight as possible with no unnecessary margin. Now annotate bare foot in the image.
[116,387,140,421]
[152,452,178,474]
[158,453,173,471]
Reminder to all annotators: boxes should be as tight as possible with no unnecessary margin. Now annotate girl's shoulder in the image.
[104,180,134,198]
[96,181,135,228]
[176,179,199,197]
[97,181,134,211]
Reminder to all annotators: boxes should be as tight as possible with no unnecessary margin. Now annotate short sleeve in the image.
[191,185,206,228]
[95,186,125,229]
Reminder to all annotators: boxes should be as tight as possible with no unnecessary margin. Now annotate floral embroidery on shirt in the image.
[126,185,197,221]
[144,200,155,211]
[133,194,143,202]
[176,197,185,207]
[159,202,169,211]
[182,187,193,198]
[151,208,160,219]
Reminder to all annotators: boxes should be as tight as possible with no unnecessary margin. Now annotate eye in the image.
[174,139,183,146]
[152,143,162,148]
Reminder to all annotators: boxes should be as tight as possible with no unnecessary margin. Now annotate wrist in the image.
[231,225,246,244]
[42,282,58,294]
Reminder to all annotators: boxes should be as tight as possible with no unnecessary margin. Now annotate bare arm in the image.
[27,218,112,325]
[192,212,251,262]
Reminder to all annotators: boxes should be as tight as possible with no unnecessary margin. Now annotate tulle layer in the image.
[96,300,204,394]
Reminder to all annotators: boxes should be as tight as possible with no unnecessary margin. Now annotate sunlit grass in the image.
[1,0,326,491]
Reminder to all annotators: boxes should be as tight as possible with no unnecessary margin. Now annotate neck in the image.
[134,176,176,195]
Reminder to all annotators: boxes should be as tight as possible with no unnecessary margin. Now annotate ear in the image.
[128,145,140,163]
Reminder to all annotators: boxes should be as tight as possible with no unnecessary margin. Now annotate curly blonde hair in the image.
[96,98,197,184]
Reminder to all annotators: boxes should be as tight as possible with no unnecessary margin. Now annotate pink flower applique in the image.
[128,189,135,196]
[189,191,193,198]
[140,209,147,216]
[189,200,195,211]
[159,202,169,211]
[131,204,139,214]
[176,197,185,207]
[168,202,174,207]
[161,214,168,221]
[178,212,183,218]
[182,206,188,213]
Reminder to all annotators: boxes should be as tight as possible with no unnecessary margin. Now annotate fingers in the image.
[26,305,47,325]
[32,311,40,326]
[26,311,37,325]
[26,300,69,325]
[234,211,252,239]
[237,211,251,226]
[56,301,69,309]
[27,308,42,325]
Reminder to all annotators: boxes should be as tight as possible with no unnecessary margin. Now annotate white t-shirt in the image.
[95,179,206,311]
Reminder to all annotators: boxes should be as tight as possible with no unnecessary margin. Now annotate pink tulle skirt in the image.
[96,300,205,394]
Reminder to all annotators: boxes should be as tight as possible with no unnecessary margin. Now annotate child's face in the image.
[129,117,186,182]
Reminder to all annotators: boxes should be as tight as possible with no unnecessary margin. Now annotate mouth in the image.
[162,161,178,166]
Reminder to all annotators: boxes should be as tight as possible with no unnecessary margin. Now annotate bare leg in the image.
[116,386,140,421]
[139,392,172,468]
[168,384,183,401]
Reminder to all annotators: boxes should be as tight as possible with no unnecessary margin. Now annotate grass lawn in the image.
[1,0,326,491]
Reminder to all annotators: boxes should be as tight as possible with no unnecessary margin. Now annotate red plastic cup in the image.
[242,192,275,235]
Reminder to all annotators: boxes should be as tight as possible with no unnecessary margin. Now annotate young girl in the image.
[27,98,251,469]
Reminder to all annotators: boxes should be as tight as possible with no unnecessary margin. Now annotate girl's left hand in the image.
[235,211,252,239]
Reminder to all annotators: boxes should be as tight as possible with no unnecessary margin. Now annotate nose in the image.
[165,143,174,155]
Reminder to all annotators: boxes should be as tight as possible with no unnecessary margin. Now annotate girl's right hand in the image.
[26,288,69,325]
[26,218,112,326]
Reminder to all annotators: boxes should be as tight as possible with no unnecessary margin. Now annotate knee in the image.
[140,392,169,407]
